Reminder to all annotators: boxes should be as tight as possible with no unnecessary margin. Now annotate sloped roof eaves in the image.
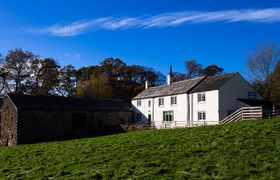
[132,77,204,100]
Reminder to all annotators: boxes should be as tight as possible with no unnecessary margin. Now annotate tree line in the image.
[0,49,224,100]
[1,44,279,105]
[0,49,166,100]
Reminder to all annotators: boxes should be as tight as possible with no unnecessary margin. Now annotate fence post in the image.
[260,106,263,119]
[273,105,275,118]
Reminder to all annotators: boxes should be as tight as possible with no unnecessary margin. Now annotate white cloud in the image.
[35,8,280,36]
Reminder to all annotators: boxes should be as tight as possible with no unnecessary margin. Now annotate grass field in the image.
[1,118,280,179]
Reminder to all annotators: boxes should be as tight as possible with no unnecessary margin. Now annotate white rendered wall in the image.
[190,90,219,125]
[153,94,188,128]
[132,94,189,127]
[219,73,262,120]
[131,98,153,123]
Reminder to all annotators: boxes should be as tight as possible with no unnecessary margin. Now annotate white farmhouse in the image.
[131,71,263,128]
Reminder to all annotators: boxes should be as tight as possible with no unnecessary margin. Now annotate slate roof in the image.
[132,72,239,99]
[189,72,238,93]
[132,77,205,100]
[8,94,130,111]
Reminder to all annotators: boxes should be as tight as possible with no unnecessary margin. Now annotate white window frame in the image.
[163,111,174,121]
[171,96,177,105]
[198,111,206,121]
[137,100,141,107]
[158,98,164,106]
[198,93,206,103]
[148,100,151,107]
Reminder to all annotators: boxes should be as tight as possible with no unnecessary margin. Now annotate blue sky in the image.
[0,0,280,76]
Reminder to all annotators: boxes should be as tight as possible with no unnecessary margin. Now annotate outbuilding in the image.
[0,94,131,146]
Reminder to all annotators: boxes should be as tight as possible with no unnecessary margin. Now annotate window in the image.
[158,98,164,106]
[163,111,174,121]
[137,100,141,106]
[171,96,177,105]
[148,100,151,107]
[248,91,257,99]
[198,93,206,102]
[198,112,206,120]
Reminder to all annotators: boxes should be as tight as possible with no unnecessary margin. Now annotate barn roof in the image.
[8,94,130,112]
[189,72,238,93]
[132,72,239,99]
[132,77,205,100]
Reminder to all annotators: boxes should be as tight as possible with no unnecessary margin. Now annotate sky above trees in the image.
[0,0,280,76]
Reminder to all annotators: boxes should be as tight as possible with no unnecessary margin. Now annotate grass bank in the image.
[1,118,280,179]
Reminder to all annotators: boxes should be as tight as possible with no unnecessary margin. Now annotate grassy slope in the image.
[0,119,280,179]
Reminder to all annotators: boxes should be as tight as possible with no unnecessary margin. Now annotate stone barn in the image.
[0,94,131,146]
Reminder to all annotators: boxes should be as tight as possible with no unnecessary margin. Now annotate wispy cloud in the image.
[35,8,280,36]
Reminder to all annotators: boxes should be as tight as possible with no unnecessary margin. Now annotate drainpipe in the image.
[187,94,190,125]
[152,98,155,127]
[191,94,193,126]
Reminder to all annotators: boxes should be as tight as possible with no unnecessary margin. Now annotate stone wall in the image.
[0,97,18,146]
[121,123,153,132]
[15,109,132,145]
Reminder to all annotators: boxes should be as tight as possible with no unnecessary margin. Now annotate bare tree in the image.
[247,43,280,100]
[247,43,280,83]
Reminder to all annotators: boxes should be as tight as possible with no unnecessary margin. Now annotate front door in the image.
[148,114,151,123]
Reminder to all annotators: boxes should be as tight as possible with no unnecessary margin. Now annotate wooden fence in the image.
[220,106,280,124]
[152,106,280,128]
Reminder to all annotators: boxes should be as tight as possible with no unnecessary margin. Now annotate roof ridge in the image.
[147,76,205,89]
[147,72,238,90]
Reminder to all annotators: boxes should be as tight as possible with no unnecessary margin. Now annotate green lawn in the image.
[1,118,280,179]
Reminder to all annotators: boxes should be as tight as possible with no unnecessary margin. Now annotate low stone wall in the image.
[121,123,153,132]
